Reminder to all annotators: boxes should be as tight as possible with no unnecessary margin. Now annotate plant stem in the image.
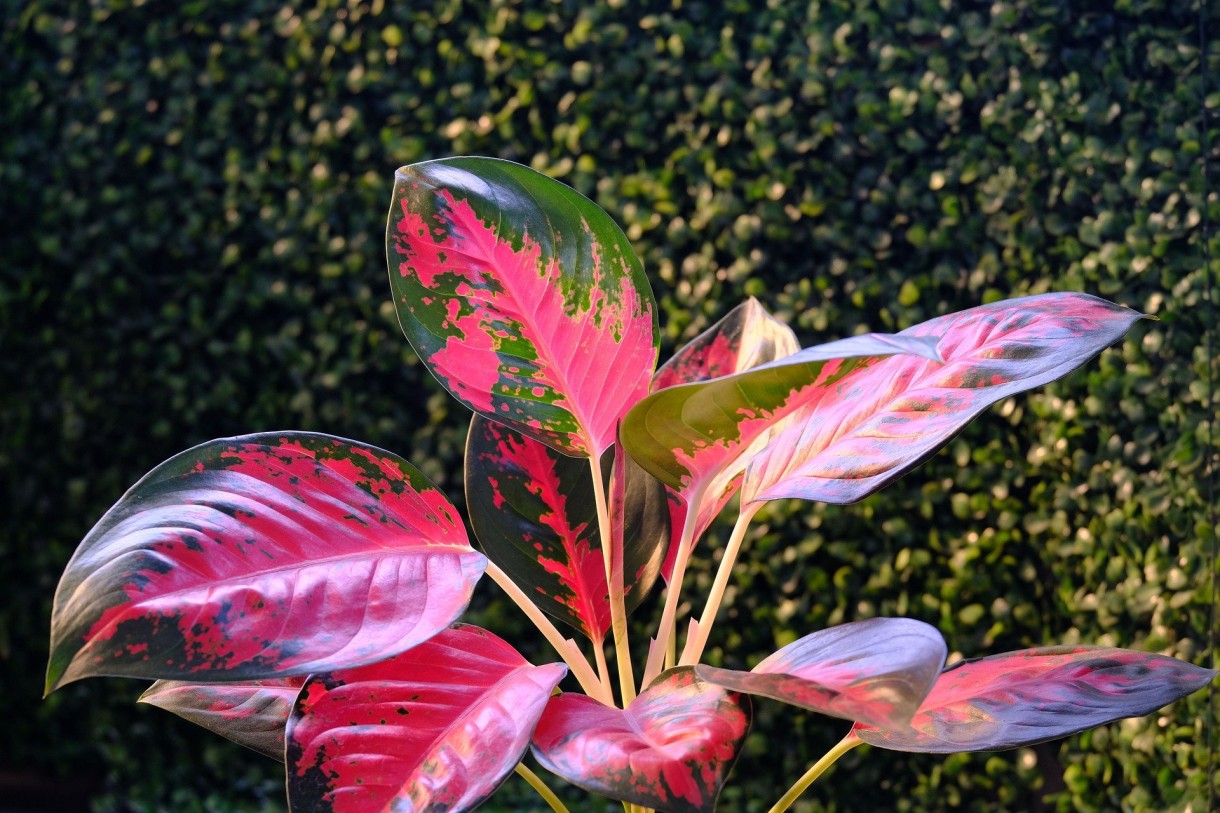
[589,456,636,705]
[593,637,612,700]
[678,502,760,666]
[514,763,570,813]
[640,494,702,688]
[485,561,613,705]
[767,732,862,813]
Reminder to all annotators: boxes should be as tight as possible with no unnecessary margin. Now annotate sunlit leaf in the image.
[531,667,750,813]
[853,646,1216,753]
[287,624,567,813]
[621,333,941,508]
[387,157,658,457]
[47,433,485,692]
[743,293,1143,505]
[651,298,799,581]
[140,677,304,760]
[696,618,946,728]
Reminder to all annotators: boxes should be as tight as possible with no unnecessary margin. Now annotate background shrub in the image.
[2,1,1216,810]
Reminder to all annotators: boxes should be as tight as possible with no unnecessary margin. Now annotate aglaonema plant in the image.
[48,156,1215,813]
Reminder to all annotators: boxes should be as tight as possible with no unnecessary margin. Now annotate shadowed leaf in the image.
[140,677,304,760]
[853,646,1217,753]
[743,293,1143,505]
[696,618,946,728]
[47,433,485,692]
[531,667,750,813]
[387,157,658,457]
[287,624,567,813]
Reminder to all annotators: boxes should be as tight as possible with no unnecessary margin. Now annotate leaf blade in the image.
[744,293,1144,505]
[388,157,658,456]
[531,666,751,813]
[286,625,567,813]
[696,618,946,728]
[48,432,485,691]
[853,646,1216,753]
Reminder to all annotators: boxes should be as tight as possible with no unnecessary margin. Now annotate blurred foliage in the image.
[2,0,1217,811]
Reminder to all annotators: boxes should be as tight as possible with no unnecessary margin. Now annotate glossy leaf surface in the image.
[853,646,1216,753]
[651,298,799,580]
[287,624,567,813]
[140,677,304,760]
[47,433,485,692]
[621,334,941,507]
[696,618,946,728]
[388,157,658,457]
[531,667,750,813]
[744,293,1143,505]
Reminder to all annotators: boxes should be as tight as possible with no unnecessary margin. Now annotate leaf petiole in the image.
[767,732,863,813]
[679,502,760,666]
[514,762,571,813]
[590,455,636,705]
[640,495,703,688]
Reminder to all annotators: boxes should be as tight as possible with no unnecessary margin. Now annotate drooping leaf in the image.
[47,433,486,692]
[651,298,799,581]
[853,646,1217,753]
[531,666,750,813]
[139,677,304,761]
[387,157,658,457]
[743,293,1143,505]
[287,624,567,813]
[695,618,946,728]
[621,333,942,507]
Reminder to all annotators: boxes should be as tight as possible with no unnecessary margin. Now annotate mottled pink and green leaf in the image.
[287,625,566,813]
[388,157,658,457]
[531,667,750,813]
[47,433,485,692]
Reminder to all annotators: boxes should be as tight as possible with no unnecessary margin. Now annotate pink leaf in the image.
[696,618,946,728]
[531,667,750,813]
[388,158,658,457]
[853,646,1216,752]
[287,625,567,813]
[743,293,1143,505]
[47,433,485,691]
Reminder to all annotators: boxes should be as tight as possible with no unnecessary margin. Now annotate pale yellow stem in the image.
[514,763,570,813]
[485,562,613,705]
[640,494,702,688]
[767,732,862,813]
[679,502,760,666]
[589,456,636,705]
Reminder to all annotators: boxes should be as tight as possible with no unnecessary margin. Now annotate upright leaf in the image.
[287,625,567,813]
[743,293,1143,505]
[651,298,799,580]
[387,157,658,457]
[853,646,1216,753]
[140,677,304,760]
[531,667,751,813]
[695,618,946,728]
[621,334,942,506]
[47,433,486,692]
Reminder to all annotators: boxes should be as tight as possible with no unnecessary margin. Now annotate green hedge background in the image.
[3,0,1217,810]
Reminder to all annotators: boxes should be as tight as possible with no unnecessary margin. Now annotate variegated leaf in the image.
[140,677,304,760]
[696,618,946,728]
[853,646,1216,753]
[743,293,1143,505]
[47,433,485,692]
[287,625,567,813]
[387,157,658,457]
[531,667,750,813]
[621,334,942,506]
